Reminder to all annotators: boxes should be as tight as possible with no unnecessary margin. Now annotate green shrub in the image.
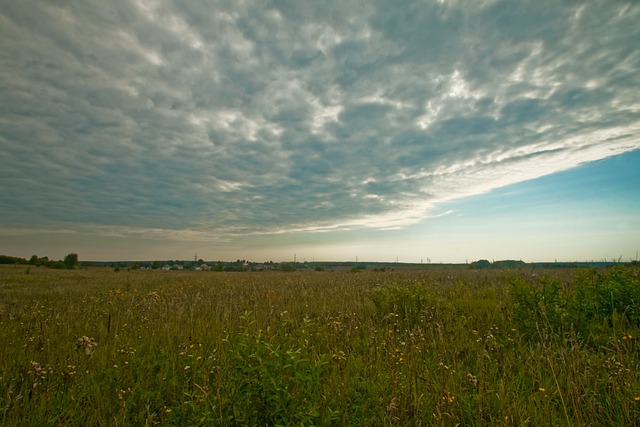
[568,267,640,330]
[221,312,330,425]
[512,267,640,340]
[511,275,568,337]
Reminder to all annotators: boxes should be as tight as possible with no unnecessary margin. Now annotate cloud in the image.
[1,0,639,245]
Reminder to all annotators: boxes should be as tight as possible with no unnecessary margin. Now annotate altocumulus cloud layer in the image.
[1,0,640,246]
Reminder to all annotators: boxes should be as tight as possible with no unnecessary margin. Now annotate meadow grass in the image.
[0,265,639,425]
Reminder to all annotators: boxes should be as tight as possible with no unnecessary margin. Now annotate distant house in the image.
[161,264,172,270]
[199,264,210,271]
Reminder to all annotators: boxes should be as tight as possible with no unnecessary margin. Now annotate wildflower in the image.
[332,350,346,362]
[147,292,160,303]
[539,388,546,393]
[31,361,46,379]
[634,396,640,402]
[117,388,131,401]
[76,336,97,356]
[442,392,455,405]
[467,372,478,387]
[30,361,47,389]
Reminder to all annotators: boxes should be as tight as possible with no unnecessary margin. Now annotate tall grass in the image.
[0,265,639,425]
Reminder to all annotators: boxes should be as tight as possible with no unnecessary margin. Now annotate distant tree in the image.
[0,255,27,265]
[470,259,492,269]
[49,261,66,269]
[64,253,79,270]
[29,255,39,265]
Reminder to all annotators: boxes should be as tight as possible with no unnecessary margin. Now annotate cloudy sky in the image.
[1,0,639,263]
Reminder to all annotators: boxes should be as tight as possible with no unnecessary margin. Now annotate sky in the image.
[1,0,639,263]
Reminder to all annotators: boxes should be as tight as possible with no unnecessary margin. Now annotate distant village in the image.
[155,260,279,272]
[83,259,290,272]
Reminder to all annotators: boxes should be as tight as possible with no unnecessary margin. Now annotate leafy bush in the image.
[221,312,330,425]
[511,275,567,337]
[512,267,640,340]
[569,267,640,329]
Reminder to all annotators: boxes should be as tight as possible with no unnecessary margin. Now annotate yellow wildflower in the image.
[442,392,455,405]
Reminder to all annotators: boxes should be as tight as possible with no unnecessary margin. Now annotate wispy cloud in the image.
[1,0,639,246]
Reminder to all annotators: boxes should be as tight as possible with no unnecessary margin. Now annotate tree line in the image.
[0,253,79,269]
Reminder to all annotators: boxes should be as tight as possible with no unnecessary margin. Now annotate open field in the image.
[1,265,639,425]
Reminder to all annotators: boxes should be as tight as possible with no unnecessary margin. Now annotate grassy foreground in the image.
[1,265,639,426]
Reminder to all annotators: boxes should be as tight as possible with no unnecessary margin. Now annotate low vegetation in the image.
[0,265,639,425]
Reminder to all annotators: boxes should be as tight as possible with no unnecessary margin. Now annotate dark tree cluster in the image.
[0,253,79,269]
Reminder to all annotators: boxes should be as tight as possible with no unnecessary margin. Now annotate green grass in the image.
[1,265,639,425]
